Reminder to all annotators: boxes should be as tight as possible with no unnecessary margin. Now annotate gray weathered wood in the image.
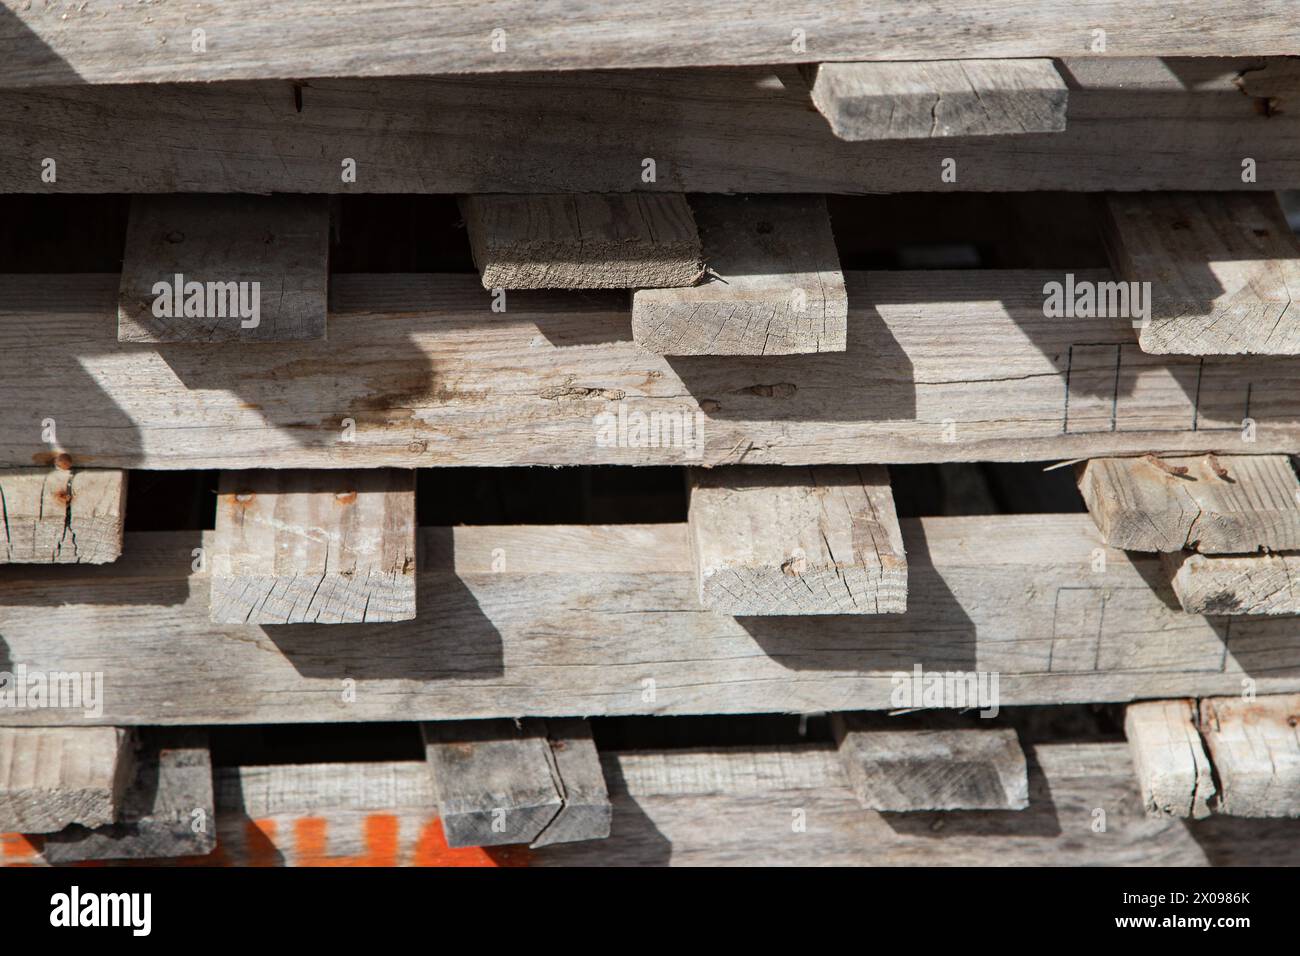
[632,195,845,355]
[209,469,417,624]
[688,465,905,614]
[1200,693,1300,818]
[1124,699,1215,819]
[1078,455,1300,553]
[808,59,1067,140]
[1101,192,1300,355]
[5,517,1300,726]
[532,719,612,848]
[0,727,133,833]
[9,270,1300,469]
[832,715,1028,811]
[4,4,1296,88]
[1164,550,1300,615]
[41,729,214,862]
[1,61,1298,195]
[461,194,702,290]
[118,195,329,343]
[0,467,126,564]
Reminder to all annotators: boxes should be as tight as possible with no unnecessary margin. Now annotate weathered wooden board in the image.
[461,195,702,290]
[1101,193,1300,355]
[688,465,905,614]
[0,727,132,833]
[3,3,1297,88]
[1078,455,1300,553]
[117,195,329,343]
[0,467,125,564]
[209,470,417,625]
[533,719,612,848]
[12,743,1294,866]
[5,270,1300,469]
[41,729,214,862]
[832,715,1028,811]
[1165,550,1300,615]
[3,517,1300,725]
[1200,694,1300,817]
[808,59,1067,140]
[2,61,1299,193]
[632,195,845,355]
[1124,699,1215,819]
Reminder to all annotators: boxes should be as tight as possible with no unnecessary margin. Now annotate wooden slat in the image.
[422,718,609,849]
[688,465,905,614]
[1200,694,1300,818]
[1078,455,1300,553]
[1164,550,1300,615]
[41,729,215,863]
[461,194,702,290]
[7,516,1299,726]
[1101,193,1300,355]
[0,467,126,564]
[1124,699,1215,819]
[9,270,1300,469]
[807,59,1067,140]
[831,715,1028,811]
[632,195,846,355]
[209,470,417,625]
[1,61,1298,195]
[118,195,329,343]
[0,727,133,833]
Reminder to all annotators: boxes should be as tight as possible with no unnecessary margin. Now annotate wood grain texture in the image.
[209,470,416,625]
[6,270,1300,469]
[1101,193,1300,355]
[3,3,1297,87]
[1200,694,1300,818]
[688,465,905,614]
[808,59,1067,140]
[3,517,1300,726]
[632,195,845,355]
[0,467,125,564]
[1165,550,1300,615]
[532,719,612,848]
[1078,455,1300,553]
[0,727,132,833]
[1,60,1298,194]
[832,715,1028,811]
[461,195,702,290]
[41,729,214,862]
[48,742,1298,866]
[1124,699,1215,819]
[117,195,329,343]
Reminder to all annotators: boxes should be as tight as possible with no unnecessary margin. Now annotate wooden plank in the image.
[832,715,1028,811]
[807,59,1067,140]
[1200,694,1300,817]
[9,269,1300,469]
[7,516,1300,726]
[3,3,1297,88]
[1101,193,1300,355]
[531,719,612,848]
[461,194,702,290]
[0,727,133,833]
[118,195,330,343]
[209,470,417,625]
[1165,550,1300,615]
[40,729,215,862]
[632,195,845,355]
[688,465,905,614]
[1124,699,1215,819]
[1078,455,1300,553]
[0,467,126,564]
[2,60,1299,194]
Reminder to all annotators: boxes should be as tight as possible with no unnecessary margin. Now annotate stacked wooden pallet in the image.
[2,2,1300,866]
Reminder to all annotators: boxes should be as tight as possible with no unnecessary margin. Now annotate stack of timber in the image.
[3,1,1300,867]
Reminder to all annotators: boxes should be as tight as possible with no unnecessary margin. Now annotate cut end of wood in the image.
[1199,693,1300,818]
[1165,550,1300,615]
[1124,699,1215,819]
[0,467,126,565]
[0,727,135,834]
